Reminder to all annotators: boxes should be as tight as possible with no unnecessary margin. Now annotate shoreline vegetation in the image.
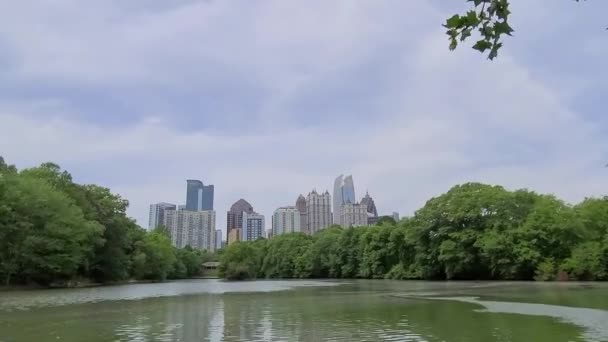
[2,157,607,287]
[0,157,219,289]
[220,184,608,282]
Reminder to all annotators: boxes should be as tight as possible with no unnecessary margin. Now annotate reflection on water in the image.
[0,280,607,342]
[102,293,430,342]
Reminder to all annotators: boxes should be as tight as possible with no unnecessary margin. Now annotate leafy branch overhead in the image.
[444,0,513,60]
[446,0,587,60]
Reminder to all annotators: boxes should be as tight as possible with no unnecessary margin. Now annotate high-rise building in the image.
[227,199,254,238]
[306,190,332,234]
[272,206,301,236]
[360,191,378,217]
[342,175,356,203]
[340,202,368,227]
[360,191,378,225]
[333,174,356,225]
[186,179,214,211]
[148,202,176,230]
[214,229,223,250]
[164,208,216,251]
[296,194,309,235]
[242,212,265,241]
[333,176,343,225]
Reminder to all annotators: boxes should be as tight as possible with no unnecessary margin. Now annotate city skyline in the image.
[148,174,398,243]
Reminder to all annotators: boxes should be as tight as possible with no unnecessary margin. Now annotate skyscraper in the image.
[343,175,356,203]
[360,191,378,225]
[227,199,254,236]
[214,229,223,250]
[333,175,343,225]
[186,179,214,211]
[306,190,332,234]
[164,208,216,251]
[296,194,308,235]
[272,206,301,236]
[333,174,356,225]
[360,191,378,217]
[148,202,176,230]
[242,212,265,241]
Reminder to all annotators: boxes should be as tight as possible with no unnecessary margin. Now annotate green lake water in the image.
[1,280,607,341]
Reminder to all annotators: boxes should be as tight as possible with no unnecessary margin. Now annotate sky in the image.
[1,0,607,236]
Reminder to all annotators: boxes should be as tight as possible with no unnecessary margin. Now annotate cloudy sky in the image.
[1,0,607,234]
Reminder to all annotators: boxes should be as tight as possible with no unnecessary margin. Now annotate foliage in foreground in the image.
[446,0,593,60]
[221,183,608,281]
[0,157,218,286]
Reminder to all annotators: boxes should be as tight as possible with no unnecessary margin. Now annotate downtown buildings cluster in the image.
[149,175,399,251]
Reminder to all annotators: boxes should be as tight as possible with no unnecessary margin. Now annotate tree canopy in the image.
[0,157,218,287]
[221,182,608,281]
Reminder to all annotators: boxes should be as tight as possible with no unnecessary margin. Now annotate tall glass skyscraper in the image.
[342,175,355,203]
[333,174,356,224]
[186,180,214,211]
[201,184,214,210]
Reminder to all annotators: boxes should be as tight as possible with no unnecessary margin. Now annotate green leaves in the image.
[493,21,514,36]
[445,14,462,29]
[445,0,513,60]
[472,40,492,52]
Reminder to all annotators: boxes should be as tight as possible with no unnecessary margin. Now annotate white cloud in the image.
[1,0,607,234]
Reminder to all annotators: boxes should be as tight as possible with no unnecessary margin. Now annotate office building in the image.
[340,202,368,227]
[296,194,309,235]
[185,179,214,211]
[242,212,265,241]
[148,202,176,230]
[272,206,301,236]
[360,191,378,225]
[306,190,332,234]
[214,229,223,250]
[333,174,356,225]
[164,208,216,251]
[227,199,254,237]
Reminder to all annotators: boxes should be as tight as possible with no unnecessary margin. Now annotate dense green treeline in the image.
[220,183,608,281]
[0,157,217,287]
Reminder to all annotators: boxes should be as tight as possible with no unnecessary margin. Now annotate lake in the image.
[1,280,607,341]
